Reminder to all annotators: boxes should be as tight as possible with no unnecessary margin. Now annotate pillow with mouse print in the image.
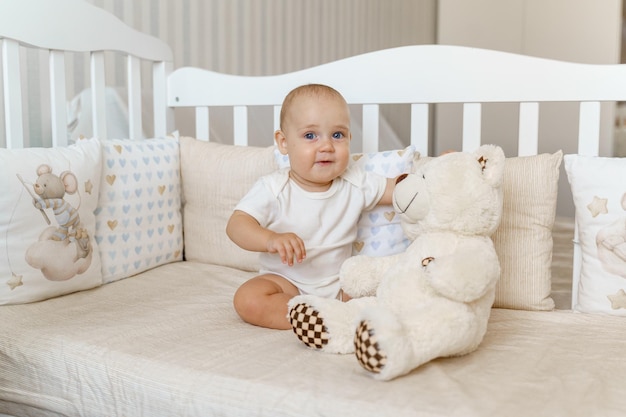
[0,138,103,305]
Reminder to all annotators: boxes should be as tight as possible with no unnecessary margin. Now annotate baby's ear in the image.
[274,130,288,155]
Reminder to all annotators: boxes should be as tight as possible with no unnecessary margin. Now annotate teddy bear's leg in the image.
[354,302,484,380]
[340,253,402,298]
[288,295,376,354]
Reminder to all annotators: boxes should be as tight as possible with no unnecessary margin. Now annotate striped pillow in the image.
[491,151,563,310]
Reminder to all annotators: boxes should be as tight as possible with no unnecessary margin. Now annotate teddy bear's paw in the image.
[289,303,329,349]
[354,320,387,373]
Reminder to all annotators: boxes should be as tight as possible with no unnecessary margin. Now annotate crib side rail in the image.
[168,44,626,156]
[0,0,173,148]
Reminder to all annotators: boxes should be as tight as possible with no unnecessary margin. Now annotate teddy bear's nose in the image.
[396,173,408,184]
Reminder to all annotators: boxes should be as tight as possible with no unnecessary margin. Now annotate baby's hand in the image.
[266,232,306,266]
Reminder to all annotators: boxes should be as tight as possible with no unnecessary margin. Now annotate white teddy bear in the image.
[288,144,505,381]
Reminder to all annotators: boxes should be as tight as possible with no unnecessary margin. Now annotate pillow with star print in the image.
[0,138,103,305]
[275,145,419,256]
[565,154,626,315]
[95,137,183,283]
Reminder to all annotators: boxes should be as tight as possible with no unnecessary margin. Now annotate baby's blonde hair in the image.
[279,84,348,130]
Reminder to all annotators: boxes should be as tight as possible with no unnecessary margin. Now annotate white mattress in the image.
[1,240,625,417]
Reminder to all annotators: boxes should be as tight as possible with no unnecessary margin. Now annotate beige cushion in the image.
[96,138,183,283]
[180,137,277,271]
[180,137,562,310]
[492,151,563,310]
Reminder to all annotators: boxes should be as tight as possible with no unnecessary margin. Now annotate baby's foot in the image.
[288,303,329,349]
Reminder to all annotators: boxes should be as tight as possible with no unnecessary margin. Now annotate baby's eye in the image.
[332,132,344,140]
[304,132,316,140]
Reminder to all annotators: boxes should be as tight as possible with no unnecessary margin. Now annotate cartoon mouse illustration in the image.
[27,164,90,260]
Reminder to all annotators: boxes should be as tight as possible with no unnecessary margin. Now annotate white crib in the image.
[3,1,621,156]
[0,0,626,415]
[4,0,623,308]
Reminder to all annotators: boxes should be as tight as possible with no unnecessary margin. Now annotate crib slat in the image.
[571,100,600,310]
[2,39,24,148]
[274,105,281,133]
[577,101,601,156]
[462,103,481,151]
[410,103,429,155]
[362,104,379,153]
[518,102,539,156]
[49,50,68,147]
[127,55,143,140]
[153,61,170,138]
[233,106,248,146]
[195,107,209,140]
[90,51,107,139]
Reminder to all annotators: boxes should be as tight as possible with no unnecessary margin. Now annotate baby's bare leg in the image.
[233,274,299,330]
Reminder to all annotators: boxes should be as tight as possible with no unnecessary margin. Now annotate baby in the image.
[226,84,395,329]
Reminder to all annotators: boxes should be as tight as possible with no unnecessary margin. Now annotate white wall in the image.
[86,0,437,76]
[436,0,622,216]
[100,0,437,147]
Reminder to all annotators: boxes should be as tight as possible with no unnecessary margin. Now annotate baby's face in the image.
[276,93,351,192]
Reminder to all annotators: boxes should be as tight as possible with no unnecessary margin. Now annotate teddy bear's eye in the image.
[422,174,425,179]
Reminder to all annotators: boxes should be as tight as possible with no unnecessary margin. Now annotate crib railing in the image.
[167,45,626,157]
[0,0,173,149]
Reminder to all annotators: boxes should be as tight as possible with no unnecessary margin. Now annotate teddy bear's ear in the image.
[410,154,432,173]
[473,144,505,187]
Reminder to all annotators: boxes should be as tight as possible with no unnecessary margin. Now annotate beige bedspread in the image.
[1,236,625,417]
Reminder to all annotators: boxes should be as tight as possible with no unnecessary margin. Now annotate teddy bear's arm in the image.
[340,253,404,298]
[424,242,500,303]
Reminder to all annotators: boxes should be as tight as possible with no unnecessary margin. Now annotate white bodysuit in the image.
[234,166,387,299]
